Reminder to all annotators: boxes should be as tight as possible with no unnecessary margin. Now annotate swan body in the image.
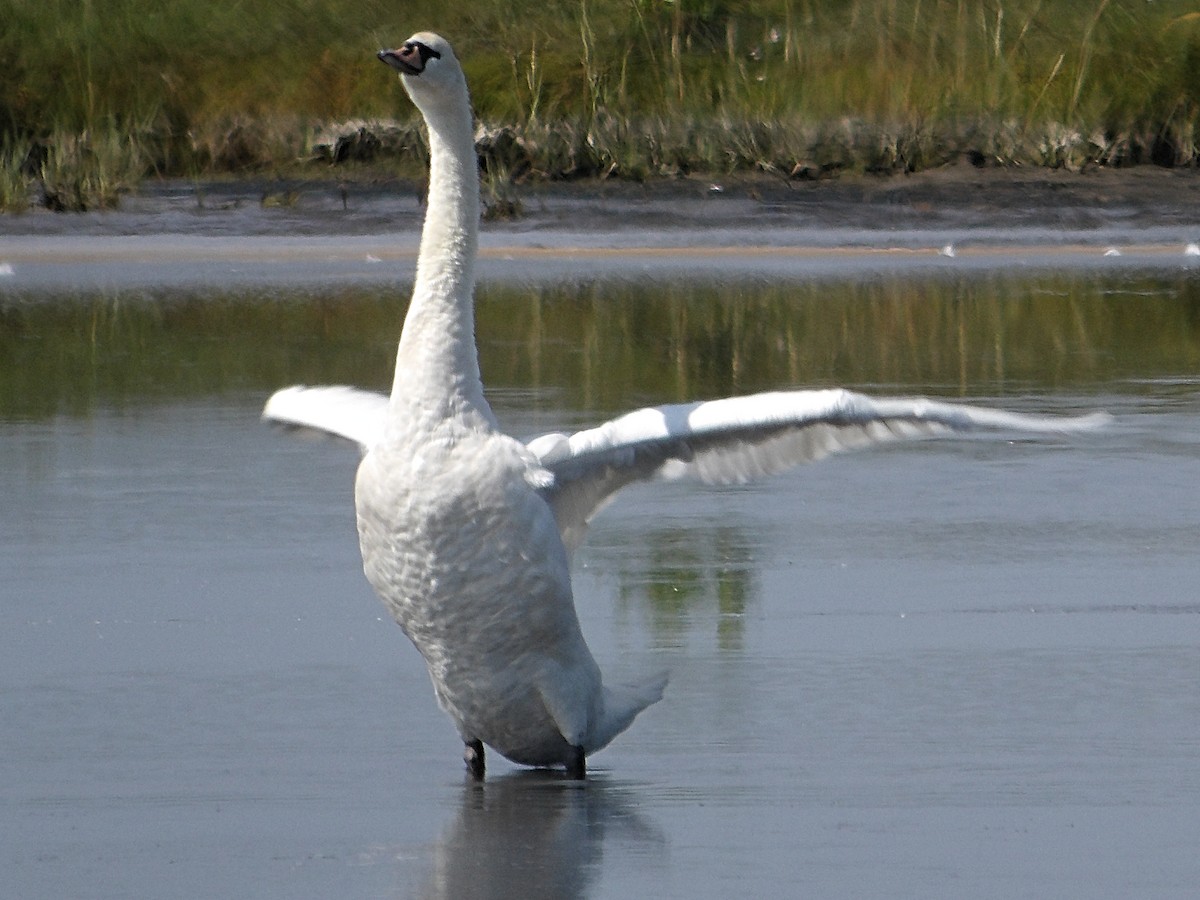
[264,33,1109,778]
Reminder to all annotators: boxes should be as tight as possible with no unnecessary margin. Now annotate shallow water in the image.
[2,271,1199,898]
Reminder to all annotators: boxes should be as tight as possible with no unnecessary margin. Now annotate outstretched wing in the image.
[527,388,1110,553]
[262,385,389,453]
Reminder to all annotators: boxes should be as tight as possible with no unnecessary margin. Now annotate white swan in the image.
[263,32,1109,779]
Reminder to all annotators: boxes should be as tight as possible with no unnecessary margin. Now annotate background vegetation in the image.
[3,0,1200,209]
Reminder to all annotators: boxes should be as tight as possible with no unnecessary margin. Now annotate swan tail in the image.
[587,671,669,754]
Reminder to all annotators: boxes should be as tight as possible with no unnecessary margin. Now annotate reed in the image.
[2,0,1199,212]
[0,139,33,213]
[37,124,149,212]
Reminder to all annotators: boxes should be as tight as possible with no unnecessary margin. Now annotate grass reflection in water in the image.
[3,271,1199,421]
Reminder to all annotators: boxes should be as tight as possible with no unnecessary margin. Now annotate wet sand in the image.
[5,167,1200,291]
[5,164,1200,236]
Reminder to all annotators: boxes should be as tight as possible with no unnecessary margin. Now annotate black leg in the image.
[566,744,586,780]
[464,739,485,781]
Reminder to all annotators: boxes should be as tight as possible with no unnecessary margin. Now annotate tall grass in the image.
[0,140,33,212]
[3,0,1200,210]
[38,124,150,211]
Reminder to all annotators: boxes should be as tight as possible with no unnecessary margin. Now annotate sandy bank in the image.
[3,166,1200,290]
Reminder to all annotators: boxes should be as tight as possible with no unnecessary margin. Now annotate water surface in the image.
[2,272,1198,898]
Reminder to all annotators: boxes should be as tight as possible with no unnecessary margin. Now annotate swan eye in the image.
[405,41,442,67]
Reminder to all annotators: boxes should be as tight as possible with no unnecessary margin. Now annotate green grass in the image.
[0,139,33,212]
[4,0,1200,211]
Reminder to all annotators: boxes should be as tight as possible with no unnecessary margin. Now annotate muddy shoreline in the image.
[2,164,1200,238]
[4,166,1200,291]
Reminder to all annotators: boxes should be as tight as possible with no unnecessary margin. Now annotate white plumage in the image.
[264,33,1108,779]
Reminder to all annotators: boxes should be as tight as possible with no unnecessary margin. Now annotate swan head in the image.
[377,33,466,110]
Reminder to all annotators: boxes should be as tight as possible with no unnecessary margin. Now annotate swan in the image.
[263,32,1109,780]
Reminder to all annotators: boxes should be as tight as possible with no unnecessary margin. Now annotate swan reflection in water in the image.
[400,773,665,899]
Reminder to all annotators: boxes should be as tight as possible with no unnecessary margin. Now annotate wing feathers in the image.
[263,382,1108,554]
[533,388,1109,552]
[262,385,389,452]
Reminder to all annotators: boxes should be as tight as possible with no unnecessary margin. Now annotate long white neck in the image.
[391,85,495,430]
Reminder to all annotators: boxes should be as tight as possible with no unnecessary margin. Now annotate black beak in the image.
[378,41,441,76]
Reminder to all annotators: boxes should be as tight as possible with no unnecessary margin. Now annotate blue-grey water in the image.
[2,241,1199,897]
